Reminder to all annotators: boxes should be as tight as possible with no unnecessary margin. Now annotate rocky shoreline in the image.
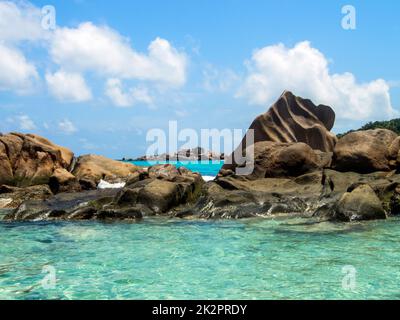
[2,91,400,223]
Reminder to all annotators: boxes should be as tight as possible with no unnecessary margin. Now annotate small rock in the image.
[334,184,386,221]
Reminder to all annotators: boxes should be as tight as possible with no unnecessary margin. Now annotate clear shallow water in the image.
[1,216,400,300]
[128,160,223,178]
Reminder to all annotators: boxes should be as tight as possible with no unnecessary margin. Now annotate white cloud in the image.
[0,1,45,94]
[58,119,78,134]
[18,114,36,130]
[0,43,38,94]
[0,1,46,43]
[45,70,92,102]
[6,114,37,131]
[0,2,187,101]
[203,64,239,92]
[105,78,153,107]
[237,41,396,121]
[50,22,187,87]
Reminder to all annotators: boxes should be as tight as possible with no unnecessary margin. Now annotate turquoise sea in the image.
[1,162,400,300]
[128,160,224,178]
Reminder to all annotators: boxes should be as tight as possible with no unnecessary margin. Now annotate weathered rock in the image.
[182,172,323,219]
[4,92,400,224]
[0,133,74,187]
[223,91,337,173]
[333,184,386,221]
[388,136,400,159]
[4,188,120,221]
[114,165,205,215]
[72,154,141,188]
[0,184,53,209]
[234,141,327,180]
[389,186,400,215]
[49,168,81,194]
[333,129,398,173]
[179,167,400,221]
[6,164,205,221]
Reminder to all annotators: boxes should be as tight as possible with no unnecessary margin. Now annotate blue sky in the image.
[1,0,399,158]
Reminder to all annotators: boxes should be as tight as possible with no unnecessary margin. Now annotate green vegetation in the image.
[337,118,400,138]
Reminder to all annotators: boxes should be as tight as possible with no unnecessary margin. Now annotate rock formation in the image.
[0,133,74,187]
[3,91,400,224]
[72,154,141,189]
[185,92,400,222]
[223,91,337,172]
[5,164,204,221]
[332,129,399,173]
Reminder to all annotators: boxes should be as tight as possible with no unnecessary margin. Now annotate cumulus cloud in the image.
[0,1,46,43]
[0,1,44,94]
[58,119,78,134]
[45,70,92,102]
[105,78,153,107]
[0,43,38,94]
[0,2,187,101]
[50,22,187,88]
[237,41,396,121]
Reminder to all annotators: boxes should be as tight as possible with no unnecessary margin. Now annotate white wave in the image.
[203,176,216,182]
[97,180,126,189]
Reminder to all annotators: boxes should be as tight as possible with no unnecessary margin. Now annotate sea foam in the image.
[97,180,126,189]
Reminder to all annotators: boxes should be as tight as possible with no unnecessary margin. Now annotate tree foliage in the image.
[337,118,400,139]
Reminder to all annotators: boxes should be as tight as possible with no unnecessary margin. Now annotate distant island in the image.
[123,147,225,162]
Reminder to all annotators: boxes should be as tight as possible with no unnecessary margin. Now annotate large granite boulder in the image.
[223,91,337,174]
[333,129,398,173]
[0,133,74,187]
[72,154,141,189]
[221,141,329,180]
[110,164,205,215]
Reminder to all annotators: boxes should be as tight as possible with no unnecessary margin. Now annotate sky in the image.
[0,0,400,158]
